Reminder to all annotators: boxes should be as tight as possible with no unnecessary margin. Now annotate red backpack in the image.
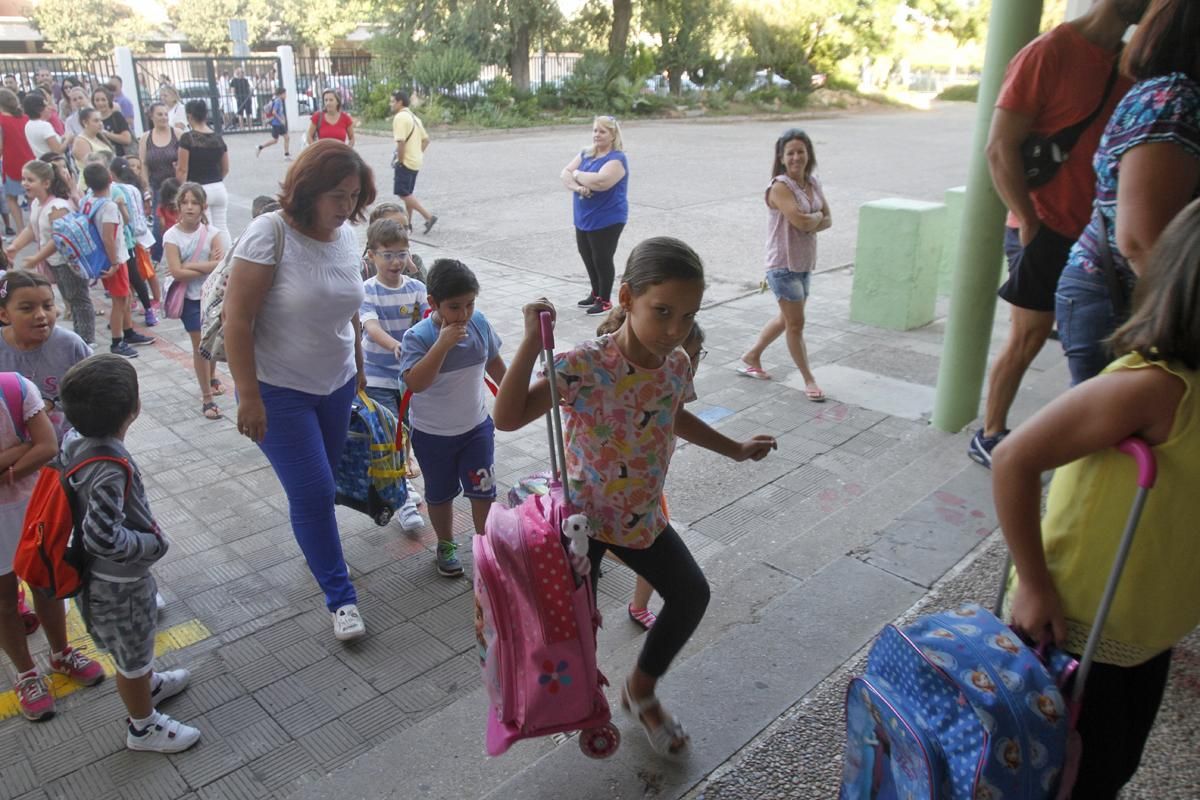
[14,446,131,599]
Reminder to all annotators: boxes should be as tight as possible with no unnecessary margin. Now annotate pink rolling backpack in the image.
[472,312,620,759]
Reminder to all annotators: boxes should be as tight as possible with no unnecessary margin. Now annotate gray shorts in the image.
[79,575,158,678]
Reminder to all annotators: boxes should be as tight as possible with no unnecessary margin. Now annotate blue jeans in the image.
[1055,262,1122,386]
[257,378,357,611]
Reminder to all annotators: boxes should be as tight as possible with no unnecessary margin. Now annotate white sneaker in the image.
[397,499,425,531]
[155,592,166,611]
[406,480,422,505]
[332,604,366,641]
[150,669,190,704]
[126,712,201,753]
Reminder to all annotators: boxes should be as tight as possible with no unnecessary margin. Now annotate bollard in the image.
[850,198,946,331]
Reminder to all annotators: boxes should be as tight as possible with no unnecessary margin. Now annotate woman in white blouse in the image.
[224,140,374,643]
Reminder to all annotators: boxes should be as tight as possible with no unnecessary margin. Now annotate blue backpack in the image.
[51,197,111,280]
[840,604,1073,800]
[334,392,408,525]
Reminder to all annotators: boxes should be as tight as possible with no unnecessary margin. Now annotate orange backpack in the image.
[14,446,131,599]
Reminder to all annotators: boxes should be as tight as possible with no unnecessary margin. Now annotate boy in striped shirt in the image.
[360,219,426,530]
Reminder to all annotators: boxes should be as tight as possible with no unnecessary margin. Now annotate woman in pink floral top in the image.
[495,236,777,757]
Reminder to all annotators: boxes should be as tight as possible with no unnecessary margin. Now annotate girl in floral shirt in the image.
[495,236,776,757]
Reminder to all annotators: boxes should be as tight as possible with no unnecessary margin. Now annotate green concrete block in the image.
[851,198,946,331]
[939,186,967,296]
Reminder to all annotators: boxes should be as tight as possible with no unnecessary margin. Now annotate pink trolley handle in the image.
[539,311,572,508]
[1070,437,1156,705]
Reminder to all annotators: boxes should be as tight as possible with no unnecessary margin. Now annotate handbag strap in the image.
[179,224,210,265]
[1093,211,1130,318]
[0,372,27,442]
[1050,57,1120,154]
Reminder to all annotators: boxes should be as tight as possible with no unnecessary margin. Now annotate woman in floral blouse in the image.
[1054,0,1200,385]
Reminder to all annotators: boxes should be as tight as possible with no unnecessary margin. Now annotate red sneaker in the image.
[15,672,55,721]
[50,646,106,686]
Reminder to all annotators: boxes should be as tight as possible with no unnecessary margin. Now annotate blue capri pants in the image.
[257,377,357,611]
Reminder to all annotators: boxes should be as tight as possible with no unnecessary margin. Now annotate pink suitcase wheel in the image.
[579,723,620,758]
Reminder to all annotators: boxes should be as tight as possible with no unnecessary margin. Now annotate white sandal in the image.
[620,678,689,756]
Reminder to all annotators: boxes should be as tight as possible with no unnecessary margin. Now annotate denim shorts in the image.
[3,176,23,197]
[411,417,496,505]
[181,297,202,332]
[765,268,811,302]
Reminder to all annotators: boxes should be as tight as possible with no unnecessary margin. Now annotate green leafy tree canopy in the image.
[28,0,144,58]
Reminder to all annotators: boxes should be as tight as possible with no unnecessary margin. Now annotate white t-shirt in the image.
[163,222,225,300]
[31,197,72,266]
[231,214,365,395]
[25,119,60,157]
[167,103,187,133]
[86,196,128,265]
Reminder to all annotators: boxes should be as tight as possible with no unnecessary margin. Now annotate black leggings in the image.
[1071,648,1172,799]
[575,223,624,303]
[125,255,152,312]
[588,524,709,678]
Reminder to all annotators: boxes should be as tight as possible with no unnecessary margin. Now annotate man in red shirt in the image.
[969,0,1149,468]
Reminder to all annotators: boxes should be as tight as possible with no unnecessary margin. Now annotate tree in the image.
[28,0,143,59]
[609,0,633,62]
[642,0,728,94]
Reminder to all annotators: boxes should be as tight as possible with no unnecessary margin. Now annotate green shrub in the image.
[937,82,979,102]
[561,53,611,109]
[411,46,480,96]
[485,76,515,106]
[535,82,564,110]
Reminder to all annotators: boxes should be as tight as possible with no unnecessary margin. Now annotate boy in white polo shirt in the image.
[398,260,505,577]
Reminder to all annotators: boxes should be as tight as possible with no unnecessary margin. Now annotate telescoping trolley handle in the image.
[539,311,571,502]
[1070,437,1157,704]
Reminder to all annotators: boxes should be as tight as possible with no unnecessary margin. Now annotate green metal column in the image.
[931,0,1044,432]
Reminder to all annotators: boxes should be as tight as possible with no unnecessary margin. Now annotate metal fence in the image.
[0,55,119,114]
[295,53,373,115]
[130,55,282,135]
[415,52,584,100]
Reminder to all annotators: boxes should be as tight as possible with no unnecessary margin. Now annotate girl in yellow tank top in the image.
[993,198,1200,798]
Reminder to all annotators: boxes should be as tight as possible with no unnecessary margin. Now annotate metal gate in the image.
[0,55,119,108]
[131,55,282,135]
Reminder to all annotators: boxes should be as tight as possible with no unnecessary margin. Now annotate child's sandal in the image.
[209,378,226,396]
[620,678,689,756]
[627,604,657,631]
[202,401,222,420]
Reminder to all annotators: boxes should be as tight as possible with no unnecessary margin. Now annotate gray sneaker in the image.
[436,540,463,577]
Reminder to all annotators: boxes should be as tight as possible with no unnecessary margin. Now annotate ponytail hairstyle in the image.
[23,159,71,201]
[0,270,52,307]
[109,156,145,192]
[176,181,210,225]
[595,306,626,336]
[619,236,706,297]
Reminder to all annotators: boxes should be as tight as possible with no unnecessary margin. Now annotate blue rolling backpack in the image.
[334,392,408,525]
[840,439,1158,800]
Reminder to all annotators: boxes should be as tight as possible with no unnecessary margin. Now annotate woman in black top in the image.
[176,99,230,232]
[91,86,131,156]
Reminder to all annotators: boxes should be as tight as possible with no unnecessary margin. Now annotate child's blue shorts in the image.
[410,417,496,505]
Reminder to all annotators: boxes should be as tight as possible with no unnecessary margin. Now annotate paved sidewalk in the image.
[0,106,1194,799]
